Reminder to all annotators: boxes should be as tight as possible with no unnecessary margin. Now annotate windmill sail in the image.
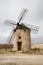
[21,23,39,34]
[4,19,17,27]
[7,29,14,43]
[17,8,28,23]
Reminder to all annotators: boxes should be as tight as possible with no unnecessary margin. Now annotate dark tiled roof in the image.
[14,23,31,32]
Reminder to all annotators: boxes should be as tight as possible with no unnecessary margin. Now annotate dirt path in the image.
[0,54,43,65]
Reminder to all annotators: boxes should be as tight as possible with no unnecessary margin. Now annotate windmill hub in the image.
[17,22,19,26]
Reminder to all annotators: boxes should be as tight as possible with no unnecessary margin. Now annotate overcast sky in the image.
[0,0,43,43]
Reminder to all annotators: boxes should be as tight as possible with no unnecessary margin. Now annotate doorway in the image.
[17,42,22,51]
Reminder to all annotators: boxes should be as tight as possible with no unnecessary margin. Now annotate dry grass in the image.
[0,44,43,55]
[0,48,43,55]
[22,49,43,55]
[31,43,43,49]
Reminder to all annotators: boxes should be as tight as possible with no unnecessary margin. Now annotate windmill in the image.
[4,8,39,52]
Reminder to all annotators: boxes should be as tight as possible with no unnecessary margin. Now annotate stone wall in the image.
[12,29,31,51]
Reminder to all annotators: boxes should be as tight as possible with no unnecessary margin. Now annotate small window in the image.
[19,36,21,39]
